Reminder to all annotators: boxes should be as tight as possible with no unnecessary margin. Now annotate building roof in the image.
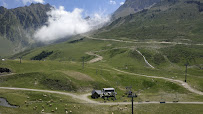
[92,90,102,95]
[103,88,115,90]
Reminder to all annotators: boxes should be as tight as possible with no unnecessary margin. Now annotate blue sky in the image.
[0,0,125,15]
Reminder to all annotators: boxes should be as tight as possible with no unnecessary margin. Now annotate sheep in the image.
[41,109,44,113]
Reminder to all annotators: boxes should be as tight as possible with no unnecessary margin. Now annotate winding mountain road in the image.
[84,36,203,95]
[84,36,203,46]
[0,36,202,106]
[85,48,202,95]
[0,87,203,105]
[112,68,203,95]
[85,52,103,63]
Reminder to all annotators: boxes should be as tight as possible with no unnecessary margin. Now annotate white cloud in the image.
[120,2,124,5]
[22,0,44,5]
[109,0,116,5]
[3,2,8,8]
[1,0,8,8]
[34,6,110,42]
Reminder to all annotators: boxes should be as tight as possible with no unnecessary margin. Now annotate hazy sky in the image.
[0,0,125,15]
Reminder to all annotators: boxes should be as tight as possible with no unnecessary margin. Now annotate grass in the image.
[0,0,203,113]
[0,35,202,113]
[0,89,203,114]
[94,1,203,43]
[0,59,203,103]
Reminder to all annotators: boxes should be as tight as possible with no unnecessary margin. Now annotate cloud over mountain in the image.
[34,6,110,42]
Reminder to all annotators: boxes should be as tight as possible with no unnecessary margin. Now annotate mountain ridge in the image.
[0,3,52,56]
[95,0,203,43]
[112,0,162,19]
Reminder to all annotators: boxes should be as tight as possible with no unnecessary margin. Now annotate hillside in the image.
[0,0,203,113]
[96,0,203,43]
[0,3,51,56]
[112,0,161,19]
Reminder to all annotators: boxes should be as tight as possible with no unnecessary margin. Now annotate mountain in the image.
[95,0,203,43]
[0,3,52,56]
[112,0,162,19]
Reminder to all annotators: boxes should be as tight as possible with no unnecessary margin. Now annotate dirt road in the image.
[135,50,155,69]
[86,52,103,63]
[112,68,203,95]
[0,87,203,105]
[85,36,202,45]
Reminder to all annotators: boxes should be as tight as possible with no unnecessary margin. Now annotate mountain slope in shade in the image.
[0,3,51,56]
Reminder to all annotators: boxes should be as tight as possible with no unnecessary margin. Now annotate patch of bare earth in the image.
[60,70,94,81]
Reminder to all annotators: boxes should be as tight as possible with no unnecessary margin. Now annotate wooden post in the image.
[185,64,188,82]
[19,57,22,64]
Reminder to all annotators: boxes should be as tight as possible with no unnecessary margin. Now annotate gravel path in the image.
[135,50,155,69]
[112,68,203,95]
[86,52,103,63]
[85,36,202,45]
[0,87,203,105]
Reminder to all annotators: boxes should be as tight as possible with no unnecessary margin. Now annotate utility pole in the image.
[19,57,22,64]
[185,63,188,82]
[132,96,134,114]
[126,86,137,114]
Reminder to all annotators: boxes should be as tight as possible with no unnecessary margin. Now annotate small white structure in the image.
[2,59,5,61]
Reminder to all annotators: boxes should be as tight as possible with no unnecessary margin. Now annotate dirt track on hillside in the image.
[112,68,203,95]
[0,87,203,105]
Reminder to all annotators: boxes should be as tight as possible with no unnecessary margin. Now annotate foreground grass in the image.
[0,90,203,114]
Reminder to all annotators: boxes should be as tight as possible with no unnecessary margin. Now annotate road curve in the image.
[112,68,203,95]
[86,52,103,63]
[0,87,203,105]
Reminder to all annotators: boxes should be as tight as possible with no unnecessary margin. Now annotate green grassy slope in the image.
[0,0,203,113]
[95,0,203,43]
[0,90,203,114]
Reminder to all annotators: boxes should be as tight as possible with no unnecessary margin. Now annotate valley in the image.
[0,0,203,113]
[0,35,203,113]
